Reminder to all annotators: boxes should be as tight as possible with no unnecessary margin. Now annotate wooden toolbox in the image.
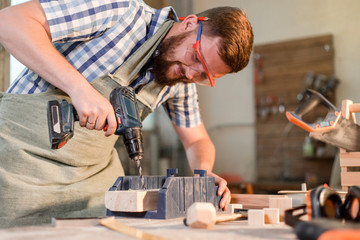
[339,100,360,191]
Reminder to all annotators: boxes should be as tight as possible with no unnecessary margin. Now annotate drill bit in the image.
[135,159,145,189]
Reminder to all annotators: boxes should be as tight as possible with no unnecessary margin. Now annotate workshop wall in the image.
[193,0,360,184]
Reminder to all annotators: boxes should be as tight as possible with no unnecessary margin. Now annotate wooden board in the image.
[338,100,360,191]
[105,189,159,212]
[340,172,360,187]
[0,217,298,240]
[52,217,114,228]
[231,194,288,209]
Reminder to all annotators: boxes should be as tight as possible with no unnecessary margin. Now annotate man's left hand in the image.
[208,172,231,211]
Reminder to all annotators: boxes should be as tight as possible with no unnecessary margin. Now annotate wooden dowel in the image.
[215,213,247,224]
[349,103,360,113]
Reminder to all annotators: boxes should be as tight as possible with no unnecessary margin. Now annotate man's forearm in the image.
[185,138,215,172]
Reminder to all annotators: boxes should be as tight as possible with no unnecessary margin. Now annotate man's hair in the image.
[197,7,254,73]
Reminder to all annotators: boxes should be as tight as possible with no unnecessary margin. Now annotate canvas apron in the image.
[0,19,174,228]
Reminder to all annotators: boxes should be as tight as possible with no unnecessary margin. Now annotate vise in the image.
[105,169,222,219]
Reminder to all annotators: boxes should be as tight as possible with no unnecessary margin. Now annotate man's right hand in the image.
[69,83,117,137]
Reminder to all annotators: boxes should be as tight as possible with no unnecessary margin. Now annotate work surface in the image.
[0,217,297,240]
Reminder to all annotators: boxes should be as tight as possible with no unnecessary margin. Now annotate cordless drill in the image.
[47,86,144,166]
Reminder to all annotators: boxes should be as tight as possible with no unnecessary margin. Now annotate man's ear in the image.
[179,15,199,33]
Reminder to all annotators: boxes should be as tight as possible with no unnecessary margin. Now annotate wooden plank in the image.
[340,151,360,160]
[340,157,360,167]
[52,217,115,228]
[231,194,288,209]
[100,217,168,240]
[349,103,360,114]
[254,34,333,53]
[341,172,360,186]
[0,218,299,240]
[105,189,159,212]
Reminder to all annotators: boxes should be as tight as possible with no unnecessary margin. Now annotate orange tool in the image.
[286,89,360,151]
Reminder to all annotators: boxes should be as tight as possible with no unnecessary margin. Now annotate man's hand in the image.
[208,172,231,211]
[69,83,117,137]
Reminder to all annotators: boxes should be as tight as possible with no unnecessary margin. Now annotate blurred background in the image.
[1,0,359,194]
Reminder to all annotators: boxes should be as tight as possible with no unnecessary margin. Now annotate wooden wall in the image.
[0,0,10,92]
[254,35,337,188]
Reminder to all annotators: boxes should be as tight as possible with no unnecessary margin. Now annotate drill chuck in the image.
[122,127,144,161]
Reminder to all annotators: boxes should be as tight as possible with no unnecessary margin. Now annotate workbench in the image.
[0,217,297,240]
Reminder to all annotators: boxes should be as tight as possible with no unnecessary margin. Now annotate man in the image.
[0,0,253,227]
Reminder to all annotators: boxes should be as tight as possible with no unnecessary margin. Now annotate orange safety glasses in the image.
[179,17,215,87]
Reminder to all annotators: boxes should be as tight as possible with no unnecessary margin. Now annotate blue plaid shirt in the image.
[7,0,201,128]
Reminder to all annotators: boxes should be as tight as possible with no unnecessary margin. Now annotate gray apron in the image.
[0,20,174,228]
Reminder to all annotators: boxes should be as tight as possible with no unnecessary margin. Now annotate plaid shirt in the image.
[7,0,201,128]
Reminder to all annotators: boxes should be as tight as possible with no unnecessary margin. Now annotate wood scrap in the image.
[52,217,114,228]
[248,209,264,226]
[231,194,288,209]
[100,217,168,240]
[105,189,159,212]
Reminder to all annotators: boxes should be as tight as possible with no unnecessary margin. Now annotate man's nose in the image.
[185,65,202,80]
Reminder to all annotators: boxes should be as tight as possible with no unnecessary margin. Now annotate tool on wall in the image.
[297,72,315,102]
[47,86,145,185]
[286,89,360,151]
[254,53,264,85]
[297,72,339,102]
[285,185,360,240]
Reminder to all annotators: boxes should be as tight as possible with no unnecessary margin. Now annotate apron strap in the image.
[110,19,174,86]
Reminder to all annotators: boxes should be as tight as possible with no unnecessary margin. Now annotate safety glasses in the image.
[179,17,215,87]
[192,22,215,87]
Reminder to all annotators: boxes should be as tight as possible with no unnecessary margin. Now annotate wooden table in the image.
[0,217,297,240]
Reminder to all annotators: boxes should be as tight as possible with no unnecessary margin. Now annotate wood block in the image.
[248,209,264,226]
[349,103,360,114]
[231,194,288,209]
[264,208,279,224]
[342,100,357,123]
[226,203,243,214]
[186,202,216,229]
[105,189,159,212]
[269,198,292,221]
